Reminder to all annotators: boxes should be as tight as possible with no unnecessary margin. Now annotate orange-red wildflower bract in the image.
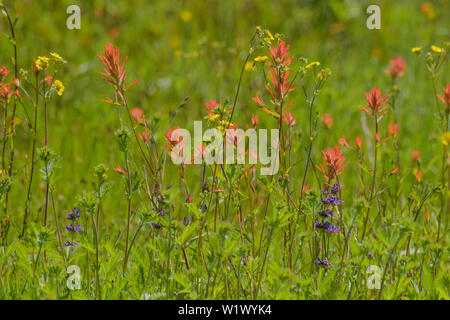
[317,146,347,181]
[355,137,362,149]
[0,66,10,79]
[252,41,295,119]
[338,136,362,151]
[389,123,399,137]
[322,113,333,129]
[205,99,219,115]
[163,127,182,153]
[415,171,423,182]
[140,130,149,143]
[437,84,450,107]
[251,115,258,128]
[386,56,407,78]
[114,164,127,175]
[411,150,420,160]
[131,107,145,122]
[360,87,389,121]
[98,43,138,91]
[283,110,296,127]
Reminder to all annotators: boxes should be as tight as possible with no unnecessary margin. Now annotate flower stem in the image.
[362,115,378,240]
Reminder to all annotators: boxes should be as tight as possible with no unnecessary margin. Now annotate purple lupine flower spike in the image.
[65,223,81,232]
[151,222,162,229]
[331,184,339,194]
[67,208,81,220]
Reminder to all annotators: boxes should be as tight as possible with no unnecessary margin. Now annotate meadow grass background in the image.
[0,0,448,299]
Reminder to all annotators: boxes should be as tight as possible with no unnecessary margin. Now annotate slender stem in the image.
[3,5,19,183]
[51,192,66,265]
[119,89,155,175]
[20,73,39,238]
[431,77,446,242]
[362,115,378,240]
[94,186,102,299]
[2,100,8,170]
[123,150,132,272]
[289,85,318,266]
[43,80,50,228]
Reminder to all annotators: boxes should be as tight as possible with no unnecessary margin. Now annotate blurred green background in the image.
[0,0,448,224]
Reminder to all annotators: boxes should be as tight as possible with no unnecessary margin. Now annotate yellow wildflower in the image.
[254,56,268,62]
[442,132,450,146]
[206,113,220,121]
[317,68,331,81]
[305,61,320,69]
[245,61,256,71]
[50,52,66,64]
[180,10,192,22]
[411,46,422,54]
[264,29,274,44]
[431,45,443,53]
[35,56,50,71]
[54,80,64,96]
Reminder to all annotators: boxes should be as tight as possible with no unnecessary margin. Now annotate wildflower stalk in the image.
[361,115,378,240]
[1,99,8,170]
[2,5,19,190]
[431,77,448,242]
[119,88,155,176]
[92,165,107,299]
[359,87,389,240]
[122,149,132,272]
[20,73,39,237]
[389,80,402,211]
[288,82,318,267]
[51,193,66,265]
[255,226,273,298]
[43,80,50,228]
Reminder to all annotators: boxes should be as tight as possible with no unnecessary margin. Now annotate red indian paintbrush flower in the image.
[316,146,348,181]
[205,99,219,115]
[322,113,333,129]
[114,163,127,175]
[0,66,10,80]
[163,127,180,152]
[98,43,137,91]
[252,41,295,118]
[268,41,294,68]
[282,110,296,127]
[388,123,399,138]
[131,107,145,122]
[360,87,389,121]
[437,84,450,107]
[411,150,420,160]
[251,115,258,128]
[386,56,407,78]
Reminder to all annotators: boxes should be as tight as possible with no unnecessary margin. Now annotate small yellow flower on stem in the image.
[305,61,320,69]
[411,46,422,54]
[431,45,443,53]
[442,132,450,146]
[50,52,67,64]
[254,56,268,62]
[54,80,64,96]
[35,56,50,71]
